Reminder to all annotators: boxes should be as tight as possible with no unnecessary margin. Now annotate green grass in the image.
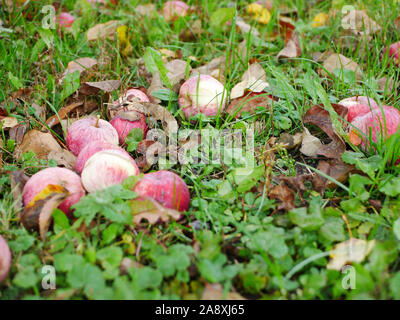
[1,0,400,300]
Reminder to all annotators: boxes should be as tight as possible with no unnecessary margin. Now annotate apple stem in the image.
[95,115,100,128]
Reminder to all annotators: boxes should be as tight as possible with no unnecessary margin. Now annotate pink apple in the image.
[133,170,190,212]
[75,140,132,174]
[0,235,11,284]
[81,150,140,192]
[110,113,148,145]
[56,12,75,28]
[163,1,189,21]
[22,167,85,215]
[349,105,400,148]
[66,117,119,156]
[338,96,379,122]
[386,41,400,66]
[178,74,228,119]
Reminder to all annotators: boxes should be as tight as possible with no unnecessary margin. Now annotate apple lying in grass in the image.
[133,170,190,212]
[66,117,119,156]
[338,96,379,122]
[81,150,140,193]
[56,12,75,28]
[349,105,400,148]
[0,235,11,284]
[75,140,132,174]
[22,167,85,215]
[111,89,149,144]
[385,41,400,66]
[178,74,228,119]
[163,1,189,21]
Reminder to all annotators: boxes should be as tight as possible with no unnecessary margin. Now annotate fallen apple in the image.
[81,150,140,192]
[0,235,11,284]
[22,167,85,215]
[110,113,148,145]
[163,1,189,21]
[75,140,132,174]
[349,105,400,148]
[133,170,190,212]
[178,74,228,119]
[385,41,400,66]
[338,96,379,122]
[56,12,75,28]
[66,117,119,156]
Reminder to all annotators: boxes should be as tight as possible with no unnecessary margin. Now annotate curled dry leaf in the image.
[9,123,28,144]
[277,131,304,150]
[277,28,301,60]
[227,92,274,118]
[0,116,18,129]
[341,10,381,36]
[87,20,120,41]
[9,170,30,210]
[230,62,269,99]
[300,127,323,158]
[48,149,76,170]
[80,80,121,95]
[268,183,295,211]
[16,130,62,160]
[303,104,347,159]
[60,57,98,83]
[313,159,355,193]
[46,100,98,128]
[131,196,182,225]
[278,174,313,194]
[190,56,226,83]
[327,238,375,271]
[165,59,191,90]
[320,53,362,81]
[21,185,69,239]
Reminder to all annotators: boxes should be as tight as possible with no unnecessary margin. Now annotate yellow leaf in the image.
[117,25,129,47]
[312,12,329,27]
[27,184,67,208]
[246,3,263,15]
[257,8,271,24]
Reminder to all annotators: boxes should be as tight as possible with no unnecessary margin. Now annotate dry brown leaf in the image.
[165,59,191,90]
[236,17,260,37]
[313,160,355,193]
[277,132,304,150]
[131,197,182,225]
[191,56,226,83]
[9,123,28,144]
[87,20,120,41]
[48,149,76,170]
[16,130,62,160]
[0,116,18,129]
[9,170,30,210]
[60,57,98,83]
[377,76,394,93]
[201,283,246,300]
[303,104,347,159]
[230,63,269,99]
[268,183,295,211]
[341,10,381,36]
[320,53,363,81]
[135,4,157,18]
[277,28,301,60]
[226,92,274,118]
[327,238,375,270]
[300,127,323,158]
[80,80,121,95]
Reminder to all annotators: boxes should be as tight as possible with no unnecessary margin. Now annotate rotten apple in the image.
[0,235,11,284]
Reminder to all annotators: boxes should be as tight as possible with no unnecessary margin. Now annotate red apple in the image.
[55,12,75,28]
[349,105,400,148]
[133,170,190,212]
[178,74,228,119]
[339,96,379,122]
[163,1,189,21]
[0,235,11,284]
[110,113,148,145]
[66,117,119,156]
[75,140,132,174]
[386,41,400,66]
[81,150,140,193]
[22,167,85,215]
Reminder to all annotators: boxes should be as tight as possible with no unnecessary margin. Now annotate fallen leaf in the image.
[201,283,246,300]
[191,56,226,83]
[9,123,28,144]
[165,59,191,90]
[327,238,375,270]
[312,13,329,28]
[277,27,301,60]
[277,131,303,150]
[226,92,274,118]
[230,62,269,99]
[313,159,355,193]
[80,80,121,95]
[131,197,182,225]
[278,174,313,194]
[15,130,62,160]
[46,101,83,128]
[303,104,347,159]
[21,186,69,239]
[377,76,394,93]
[236,16,260,37]
[341,10,381,36]
[300,127,323,158]
[9,170,30,210]
[135,4,157,18]
[269,183,295,211]
[0,116,18,129]
[48,149,76,170]
[320,53,363,81]
[60,57,98,83]
[87,20,120,41]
